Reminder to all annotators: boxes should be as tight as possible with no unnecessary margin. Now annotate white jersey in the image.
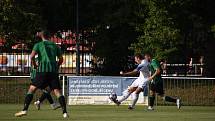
[136,59,150,79]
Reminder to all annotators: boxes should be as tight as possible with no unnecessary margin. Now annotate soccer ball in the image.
[109,92,117,101]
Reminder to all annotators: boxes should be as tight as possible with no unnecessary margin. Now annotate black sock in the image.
[23,93,33,111]
[164,96,177,103]
[39,91,54,104]
[38,92,47,103]
[46,92,54,104]
[58,96,67,113]
[149,96,155,107]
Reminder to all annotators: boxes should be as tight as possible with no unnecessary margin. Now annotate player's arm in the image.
[57,46,63,67]
[58,56,64,66]
[120,63,145,76]
[149,61,161,81]
[120,69,138,76]
[149,67,161,81]
[30,50,38,68]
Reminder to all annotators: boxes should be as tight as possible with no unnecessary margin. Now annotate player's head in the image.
[38,30,51,40]
[134,53,144,64]
[144,52,152,62]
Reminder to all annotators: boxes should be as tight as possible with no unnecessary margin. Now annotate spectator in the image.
[199,56,204,76]
[188,57,193,74]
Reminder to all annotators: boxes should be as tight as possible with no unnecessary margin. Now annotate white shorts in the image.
[130,77,148,89]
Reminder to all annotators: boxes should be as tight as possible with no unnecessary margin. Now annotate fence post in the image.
[62,76,65,96]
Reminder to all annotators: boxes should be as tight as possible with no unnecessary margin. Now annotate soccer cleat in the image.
[109,97,121,106]
[34,101,41,110]
[128,106,134,110]
[147,106,154,111]
[51,103,61,110]
[15,110,27,117]
[176,98,182,109]
[63,113,69,118]
[114,100,121,106]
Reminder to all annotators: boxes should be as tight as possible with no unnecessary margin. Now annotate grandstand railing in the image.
[0,76,214,106]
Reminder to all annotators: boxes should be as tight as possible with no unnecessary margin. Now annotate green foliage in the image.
[0,0,43,49]
[131,0,181,61]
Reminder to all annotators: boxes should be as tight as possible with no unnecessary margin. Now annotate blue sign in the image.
[68,76,137,96]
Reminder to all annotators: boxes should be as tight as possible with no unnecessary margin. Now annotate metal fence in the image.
[0,76,214,105]
[162,64,204,76]
[0,30,95,76]
[0,76,66,104]
[161,77,215,106]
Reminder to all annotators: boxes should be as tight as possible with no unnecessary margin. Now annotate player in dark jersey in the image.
[30,58,60,110]
[145,53,181,110]
[15,30,68,118]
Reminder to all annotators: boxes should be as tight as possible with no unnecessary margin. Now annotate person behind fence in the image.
[109,53,150,110]
[30,57,61,110]
[144,53,182,110]
[15,30,68,118]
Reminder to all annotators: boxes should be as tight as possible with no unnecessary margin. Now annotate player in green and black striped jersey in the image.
[30,58,60,110]
[144,53,182,110]
[15,30,68,118]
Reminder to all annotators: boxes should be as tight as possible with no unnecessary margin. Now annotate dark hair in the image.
[41,30,51,38]
[135,53,144,60]
[144,52,152,57]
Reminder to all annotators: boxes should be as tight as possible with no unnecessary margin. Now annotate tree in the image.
[0,0,43,50]
[131,0,181,61]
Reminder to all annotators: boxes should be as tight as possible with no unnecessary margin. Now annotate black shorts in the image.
[149,80,164,96]
[31,72,61,90]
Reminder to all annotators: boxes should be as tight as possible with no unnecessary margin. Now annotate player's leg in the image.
[129,87,142,110]
[44,89,61,110]
[34,89,48,110]
[117,79,140,104]
[148,82,156,110]
[34,89,60,110]
[111,79,139,105]
[15,85,37,117]
[117,86,137,104]
[160,94,181,109]
[49,73,68,118]
[143,85,148,104]
[156,81,181,109]
[129,80,148,110]
[53,89,68,118]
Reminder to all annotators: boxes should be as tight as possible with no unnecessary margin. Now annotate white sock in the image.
[131,94,139,108]
[118,90,131,103]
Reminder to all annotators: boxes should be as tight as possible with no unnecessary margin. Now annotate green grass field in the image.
[0,104,214,121]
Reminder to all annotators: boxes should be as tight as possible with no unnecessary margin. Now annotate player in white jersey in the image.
[110,54,150,110]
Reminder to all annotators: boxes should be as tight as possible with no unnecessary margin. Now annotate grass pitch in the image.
[0,104,214,121]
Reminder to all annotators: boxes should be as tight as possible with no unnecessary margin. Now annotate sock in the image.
[44,90,54,104]
[149,96,155,107]
[38,92,47,103]
[23,93,33,111]
[118,90,131,103]
[131,94,139,108]
[164,96,177,103]
[58,96,67,113]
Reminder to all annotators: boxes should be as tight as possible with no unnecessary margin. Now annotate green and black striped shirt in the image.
[32,40,62,73]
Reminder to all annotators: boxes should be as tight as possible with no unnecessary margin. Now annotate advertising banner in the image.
[68,76,148,105]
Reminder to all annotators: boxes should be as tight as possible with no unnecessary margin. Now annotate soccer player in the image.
[30,58,60,110]
[144,53,181,110]
[15,30,68,118]
[110,54,150,110]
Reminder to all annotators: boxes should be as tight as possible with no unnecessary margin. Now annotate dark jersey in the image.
[32,40,62,73]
